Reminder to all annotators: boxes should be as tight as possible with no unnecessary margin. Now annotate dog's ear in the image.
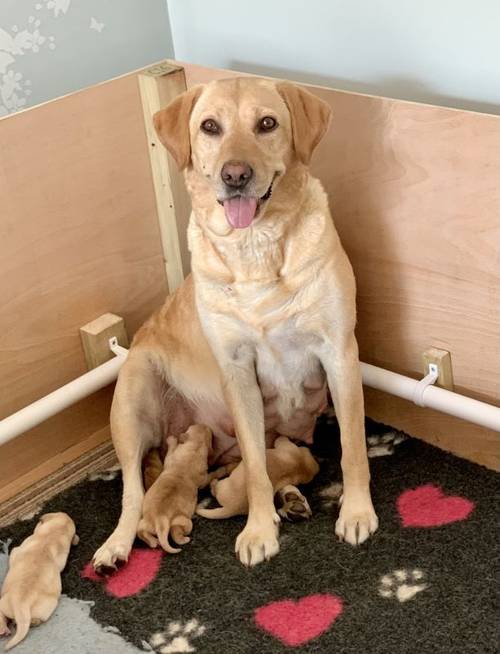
[153,85,202,170]
[277,82,332,165]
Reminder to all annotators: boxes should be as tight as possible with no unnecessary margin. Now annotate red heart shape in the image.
[397,484,474,528]
[255,594,343,647]
[81,548,163,598]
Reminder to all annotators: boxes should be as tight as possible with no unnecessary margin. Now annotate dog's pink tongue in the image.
[223,196,258,228]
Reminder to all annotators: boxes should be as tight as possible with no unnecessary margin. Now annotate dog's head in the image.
[154,77,331,229]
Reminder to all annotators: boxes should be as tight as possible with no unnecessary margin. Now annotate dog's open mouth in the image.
[218,175,276,229]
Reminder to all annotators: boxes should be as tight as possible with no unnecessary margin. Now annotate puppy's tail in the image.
[5,602,31,650]
[156,518,181,554]
[196,506,239,520]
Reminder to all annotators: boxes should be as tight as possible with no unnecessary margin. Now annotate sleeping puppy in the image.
[197,436,319,520]
[0,512,78,650]
[137,425,212,553]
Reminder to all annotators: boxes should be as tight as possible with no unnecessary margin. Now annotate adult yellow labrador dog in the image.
[92,77,378,571]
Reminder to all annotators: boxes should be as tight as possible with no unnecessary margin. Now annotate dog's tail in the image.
[196,506,239,520]
[156,518,182,554]
[170,516,193,546]
[5,601,31,650]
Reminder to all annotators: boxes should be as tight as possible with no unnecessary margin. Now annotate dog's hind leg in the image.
[93,349,165,574]
[31,595,58,625]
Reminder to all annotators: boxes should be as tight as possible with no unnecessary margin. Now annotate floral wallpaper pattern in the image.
[0,0,172,116]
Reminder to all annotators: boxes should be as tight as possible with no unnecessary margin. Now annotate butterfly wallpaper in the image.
[0,0,173,116]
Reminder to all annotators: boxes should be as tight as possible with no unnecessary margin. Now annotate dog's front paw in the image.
[335,493,378,545]
[235,514,280,567]
[92,537,132,575]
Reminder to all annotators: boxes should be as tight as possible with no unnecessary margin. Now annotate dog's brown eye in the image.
[201,119,220,135]
[259,116,278,132]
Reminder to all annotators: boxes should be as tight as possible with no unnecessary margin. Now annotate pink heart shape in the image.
[398,484,474,528]
[81,548,163,598]
[255,594,343,647]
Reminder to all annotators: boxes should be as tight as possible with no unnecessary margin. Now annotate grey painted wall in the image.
[167,0,500,115]
[0,0,173,115]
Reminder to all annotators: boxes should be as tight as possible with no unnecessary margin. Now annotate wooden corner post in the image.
[138,62,192,293]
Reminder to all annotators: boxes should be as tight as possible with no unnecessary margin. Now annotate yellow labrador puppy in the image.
[137,425,212,553]
[197,436,319,520]
[0,513,78,650]
[93,77,377,571]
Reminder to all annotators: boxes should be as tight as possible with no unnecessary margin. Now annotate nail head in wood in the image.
[422,347,454,391]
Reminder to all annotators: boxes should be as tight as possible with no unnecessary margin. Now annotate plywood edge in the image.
[364,387,500,472]
[0,425,112,507]
[0,60,183,124]
[138,63,191,289]
[0,437,117,527]
[178,60,500,119]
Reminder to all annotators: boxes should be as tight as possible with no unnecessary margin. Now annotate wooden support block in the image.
[80,313,128,370]
[138,61,192,291]
[422,347,454,391]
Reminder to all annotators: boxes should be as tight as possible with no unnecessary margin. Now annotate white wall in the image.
[167,0,500,114]
[1,0,173,114]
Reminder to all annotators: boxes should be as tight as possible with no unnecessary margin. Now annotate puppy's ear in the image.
[72,534,80,546]
[277,82,332,165]
[153,85,202,170]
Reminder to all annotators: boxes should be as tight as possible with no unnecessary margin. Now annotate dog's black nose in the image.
[221,161,253,189]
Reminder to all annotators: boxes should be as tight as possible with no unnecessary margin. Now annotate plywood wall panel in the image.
[0,76,167,416]
[0,70,169,498]
[0,73,168,418]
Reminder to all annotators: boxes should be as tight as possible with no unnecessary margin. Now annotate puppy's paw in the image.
[0,617,10,638]
[335,494,378,545]
[235,514,280,567]
[92,537,132,575]
[137,523,159,549]
[277,486,312,522]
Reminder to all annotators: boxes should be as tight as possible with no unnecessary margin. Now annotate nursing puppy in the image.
[0,513,78,650]
[197,436,319,520]
[137,425,212,553]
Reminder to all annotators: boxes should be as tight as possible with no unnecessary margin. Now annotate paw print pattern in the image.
[318,482,343,510]
[149,619,206,653]
[378,569,428,602]
[88,464,121,481]
[367,429,408,458]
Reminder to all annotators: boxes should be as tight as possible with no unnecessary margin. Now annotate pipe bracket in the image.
[412,363,439,407]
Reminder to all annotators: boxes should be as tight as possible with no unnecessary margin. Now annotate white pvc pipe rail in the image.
[0,340,128,447]
[0,349,499,448]
[361,363,500,432]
